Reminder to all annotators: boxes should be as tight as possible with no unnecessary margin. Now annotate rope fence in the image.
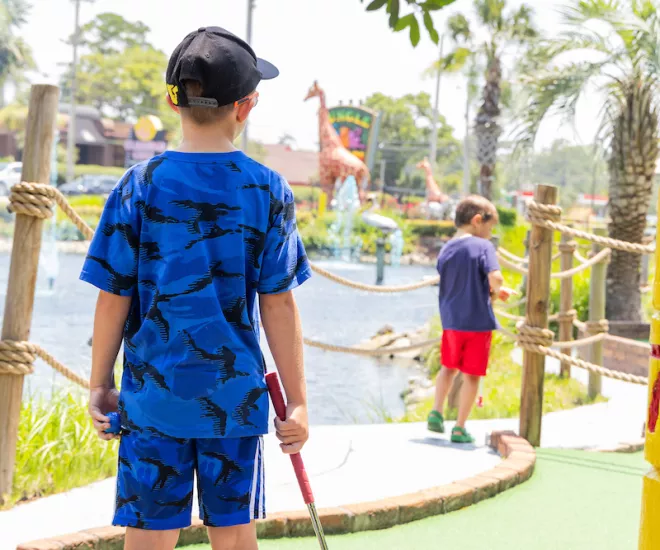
[0,182,655,391]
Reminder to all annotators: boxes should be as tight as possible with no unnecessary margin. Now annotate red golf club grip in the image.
[266,372,315,505]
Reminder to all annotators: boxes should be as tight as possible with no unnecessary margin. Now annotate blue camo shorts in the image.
[113,430,265,530]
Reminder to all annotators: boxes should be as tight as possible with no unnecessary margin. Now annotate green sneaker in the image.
[451,426,475,444]
[427,410,445,433]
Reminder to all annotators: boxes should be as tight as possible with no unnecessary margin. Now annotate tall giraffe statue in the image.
[305,81,371,203]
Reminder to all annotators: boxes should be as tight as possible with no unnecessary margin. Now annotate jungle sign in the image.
[328,105,377,162]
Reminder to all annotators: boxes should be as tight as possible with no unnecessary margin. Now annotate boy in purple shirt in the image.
[427,196,511,443]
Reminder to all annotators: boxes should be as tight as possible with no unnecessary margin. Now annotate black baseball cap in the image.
[166,26,279,109]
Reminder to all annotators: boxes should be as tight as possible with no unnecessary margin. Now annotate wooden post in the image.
[0,84,59,500]
[520,184,558,447]
[558,232,575,378]
[588,242,606,398]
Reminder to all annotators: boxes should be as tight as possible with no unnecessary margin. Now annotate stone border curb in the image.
[16,430,535,549]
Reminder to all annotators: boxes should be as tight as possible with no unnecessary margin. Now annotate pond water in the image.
[1,253,438,424]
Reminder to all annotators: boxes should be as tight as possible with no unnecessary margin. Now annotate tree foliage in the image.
[360,0,456,46]
[60,13,176,131]
[363,91,461,188]
[0,0,35,100]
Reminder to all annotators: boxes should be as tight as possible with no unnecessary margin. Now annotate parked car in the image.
[0,162,23,195]
[59,174,118,196]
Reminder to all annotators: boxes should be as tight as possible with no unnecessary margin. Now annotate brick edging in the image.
[16,430,535,549]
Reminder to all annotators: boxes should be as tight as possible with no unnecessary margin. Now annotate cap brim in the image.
[257,58,279,80]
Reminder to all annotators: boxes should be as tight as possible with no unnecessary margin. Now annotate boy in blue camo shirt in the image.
[81,27,311,550]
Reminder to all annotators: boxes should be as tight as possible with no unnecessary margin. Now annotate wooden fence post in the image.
[588,242,606,399]
[0,85,59,501]
[520,184,557,447]
[558,232,575,378]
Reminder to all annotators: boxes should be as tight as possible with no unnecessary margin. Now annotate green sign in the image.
[328,105,377,164]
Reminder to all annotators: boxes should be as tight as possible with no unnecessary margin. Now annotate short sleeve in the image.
[257,175,312,294]
[480,241,500,274]
[79,170,140,296]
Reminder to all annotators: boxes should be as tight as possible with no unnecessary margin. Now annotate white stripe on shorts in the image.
[258,437,265,519]
[250,437,260,520]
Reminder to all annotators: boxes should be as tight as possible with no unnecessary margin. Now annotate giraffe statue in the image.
[304,81,371,203]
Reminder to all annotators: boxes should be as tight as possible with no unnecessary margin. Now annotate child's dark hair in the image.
[180,80,234,125]
[454,195,498,227]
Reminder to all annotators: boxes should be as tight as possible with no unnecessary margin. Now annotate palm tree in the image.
[515,0,660,322]
[0,0,34,106]
[428,0,538,200]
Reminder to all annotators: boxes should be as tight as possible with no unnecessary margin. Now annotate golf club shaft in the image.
[266,372,329,548]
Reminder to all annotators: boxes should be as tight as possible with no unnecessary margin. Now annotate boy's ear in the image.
[471,213,483,226]
[236,102,252,123]
[166,93,179,113]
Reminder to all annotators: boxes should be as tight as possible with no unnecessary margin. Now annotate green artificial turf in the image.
[183,450,648,550]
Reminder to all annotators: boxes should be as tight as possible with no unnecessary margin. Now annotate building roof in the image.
[262,144,318,185]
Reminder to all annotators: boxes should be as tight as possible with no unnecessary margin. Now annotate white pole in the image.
[428,36,444,168]
[242,0,255,153]
[463,85,470,196]
[66,0,80,184]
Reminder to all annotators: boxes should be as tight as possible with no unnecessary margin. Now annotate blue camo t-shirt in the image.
[80,150,312,439]
[437,235,500,332]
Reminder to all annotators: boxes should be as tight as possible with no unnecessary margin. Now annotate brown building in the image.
[58,104,132,167]
[262,143,318,187]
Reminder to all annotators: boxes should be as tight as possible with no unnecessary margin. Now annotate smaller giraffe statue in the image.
[305,81,371,203]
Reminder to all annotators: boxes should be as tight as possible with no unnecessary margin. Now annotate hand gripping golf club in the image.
[266,372,329,549]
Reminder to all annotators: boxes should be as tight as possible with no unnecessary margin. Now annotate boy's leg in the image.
[196,436,264,549]
[452,331,492,442]
[125,528,180,550]
[207,523,258,550]
[432,330,463,413]
[456,374,480,429]
[433,366,458,413]
[113,430,195,546]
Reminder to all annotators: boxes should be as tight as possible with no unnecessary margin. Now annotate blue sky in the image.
[20,0,602,151]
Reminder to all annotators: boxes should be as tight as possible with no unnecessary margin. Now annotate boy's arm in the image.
[89,291,131,440]
[260,291,308,454]
[488,270,505,297]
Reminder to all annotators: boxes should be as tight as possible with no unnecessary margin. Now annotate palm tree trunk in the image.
[606,78,659,321]
[474,55,502,201]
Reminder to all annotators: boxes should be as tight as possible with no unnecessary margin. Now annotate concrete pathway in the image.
[1,349,648,550]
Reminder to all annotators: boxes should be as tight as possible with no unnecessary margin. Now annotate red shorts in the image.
[441,330,492,377]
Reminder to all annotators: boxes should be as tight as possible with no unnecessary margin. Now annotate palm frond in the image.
[512,60,611,151]
[423,46,473,77]
[446,13,471,43]
[508,4,539,42]
[474,0,505,33]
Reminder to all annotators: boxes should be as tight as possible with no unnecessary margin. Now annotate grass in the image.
[3,390,118,509]
[398,320,604,423]
[183,450,647,550]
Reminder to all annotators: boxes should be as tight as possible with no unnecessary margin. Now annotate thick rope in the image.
[497,253,528,275]
[309,263,440,293]
[10,182,95,239]
[0,340,89,388]
[526,201,654,255]
[303,336,440,356]
[585,319,609,335]
[550,248,611,279]
[497,247,528,264]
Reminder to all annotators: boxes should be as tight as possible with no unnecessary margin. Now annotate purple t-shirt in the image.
[437,235,500,332]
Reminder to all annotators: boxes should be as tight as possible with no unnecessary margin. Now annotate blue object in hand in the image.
[105,412,121,434]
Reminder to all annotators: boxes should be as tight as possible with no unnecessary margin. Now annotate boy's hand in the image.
[496,287,518,302]
[89,386,120,441]
[274,403,309,455]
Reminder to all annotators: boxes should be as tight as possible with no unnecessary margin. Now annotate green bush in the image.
[406,219,456,238]
[56,163,126,185]
[8,391,118,508]
[291,186,321,203]
[496,206,517,227]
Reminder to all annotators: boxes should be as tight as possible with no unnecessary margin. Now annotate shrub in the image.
[496,206,517,227]
[56,163,126,185]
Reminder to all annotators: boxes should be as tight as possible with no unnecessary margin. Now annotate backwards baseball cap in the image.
[166,26,279,109]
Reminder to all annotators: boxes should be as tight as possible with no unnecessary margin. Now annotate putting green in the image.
[184,450,648,550]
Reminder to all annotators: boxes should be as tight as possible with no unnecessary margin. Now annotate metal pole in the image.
[429,36,444,168]
[376,237,385,285]
[462,82,470,196]
[66,0,80,184]
[241,0,255,153]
